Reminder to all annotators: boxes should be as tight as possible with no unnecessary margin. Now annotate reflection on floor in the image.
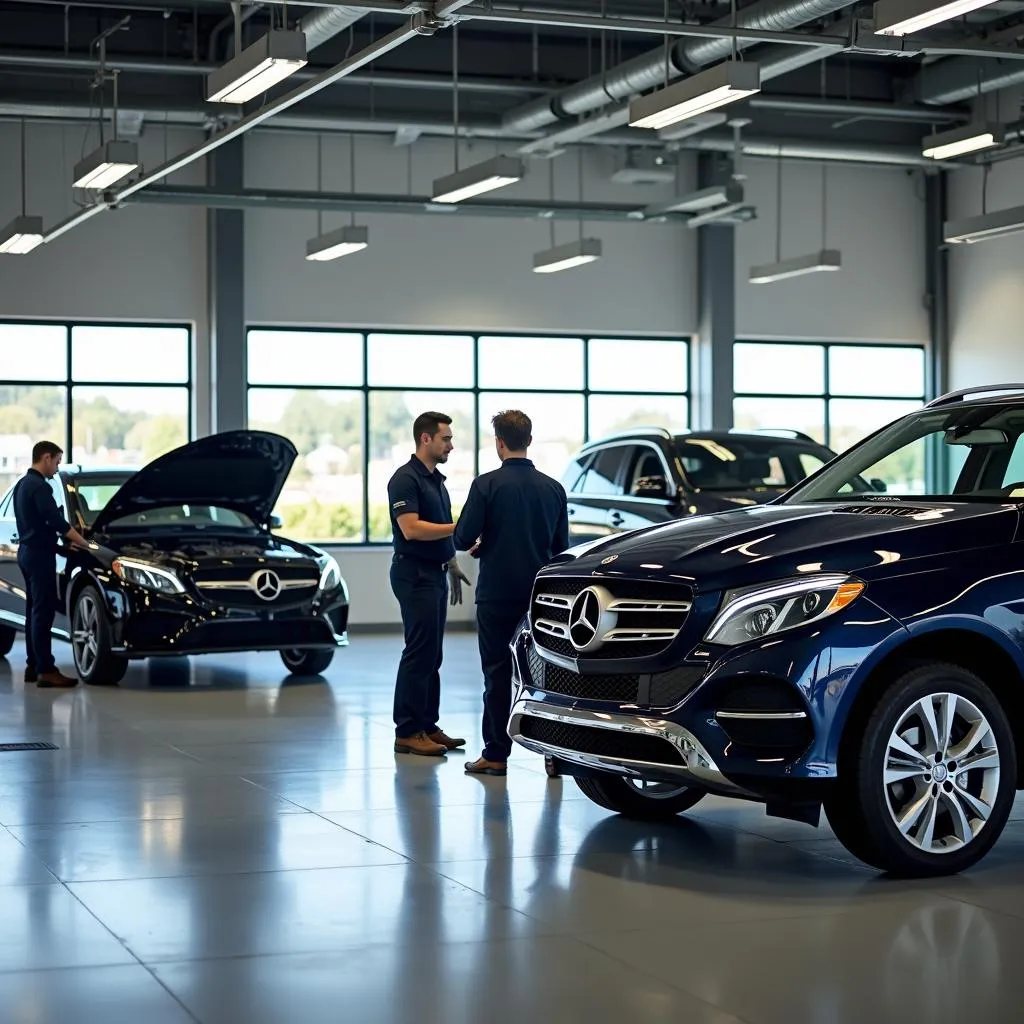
[1,633,1024,1023]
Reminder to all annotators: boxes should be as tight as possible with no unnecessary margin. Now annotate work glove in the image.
[448,558,472,606]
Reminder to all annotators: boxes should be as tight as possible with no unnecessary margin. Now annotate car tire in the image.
[72,584,128,686]
[0,624,16,656]
[280,648,334,676]
[833,662,1015,877]
[575,773,706,820]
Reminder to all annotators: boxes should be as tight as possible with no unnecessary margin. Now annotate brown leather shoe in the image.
[465,756,507,777]
[428,729,466,751]
[36,670,78,689]
[394,732,447,757]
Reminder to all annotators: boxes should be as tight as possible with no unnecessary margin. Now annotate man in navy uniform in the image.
[13,440,88,688]
[388,411,472,757]
[454,410,568,775]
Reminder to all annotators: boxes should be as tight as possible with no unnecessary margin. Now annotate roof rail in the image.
[926,384,1024,409]
[587,426,675,444]
[730,427,818,444]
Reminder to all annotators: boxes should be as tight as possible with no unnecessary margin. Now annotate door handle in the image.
[609,512,624,526]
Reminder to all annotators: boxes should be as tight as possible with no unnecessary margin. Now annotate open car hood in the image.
[91,431,298,530]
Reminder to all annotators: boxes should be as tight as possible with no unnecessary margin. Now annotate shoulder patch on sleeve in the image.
[392,500,407,510]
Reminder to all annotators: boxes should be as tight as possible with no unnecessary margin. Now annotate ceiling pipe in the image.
[42,7,453,244]
[0,50,546,94]
[916,56,1024,106]
[749,94,968,122]
[501,0,861,133]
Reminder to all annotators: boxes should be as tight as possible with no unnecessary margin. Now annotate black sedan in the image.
[0,431,349,685]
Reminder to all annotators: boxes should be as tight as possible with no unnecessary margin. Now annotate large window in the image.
[0,321,192,493]
[246,329,689,543]
[733,342,926,454]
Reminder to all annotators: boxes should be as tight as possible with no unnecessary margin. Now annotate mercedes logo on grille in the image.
[568,586,617,653]
[251,569,282,602]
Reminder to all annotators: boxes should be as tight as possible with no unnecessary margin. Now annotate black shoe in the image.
[24,667,37,684]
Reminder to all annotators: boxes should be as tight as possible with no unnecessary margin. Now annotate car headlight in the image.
[704,575,864,646]
[318,554,343,592]
[112,558,184,595]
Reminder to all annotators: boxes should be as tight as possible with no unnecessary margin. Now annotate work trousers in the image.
[477,601,527,763]
[390,555,448,738]
[17,546,58,674]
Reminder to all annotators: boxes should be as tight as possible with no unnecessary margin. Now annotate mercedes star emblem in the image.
[252,569,282,602]
[568,586,617,653]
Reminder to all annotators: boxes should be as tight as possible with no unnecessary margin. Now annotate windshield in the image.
[786,402,1024,503]
[71,475,255,529]
[673,436,832,491]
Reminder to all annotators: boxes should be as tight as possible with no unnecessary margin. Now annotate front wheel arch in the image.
[837,629,1024,788]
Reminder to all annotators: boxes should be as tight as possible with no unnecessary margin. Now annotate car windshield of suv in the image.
[673,436,830,491]
[786,403,1024,502]
[72,476,255,529]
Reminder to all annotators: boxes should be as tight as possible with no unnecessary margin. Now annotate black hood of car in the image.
[91,430,298,530]
[554,500,1020,593]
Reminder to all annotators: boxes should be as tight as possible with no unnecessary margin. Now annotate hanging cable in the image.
[316,133,323,236]
[20,117,27,216]
[577,147,584,242]
[775,149,783,263]
[350,132,357,227]
[452,23,460,172]
[549,159,555,249]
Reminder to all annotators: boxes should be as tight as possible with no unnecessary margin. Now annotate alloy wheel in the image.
[72,593,100,678]
[883,691,1001,855]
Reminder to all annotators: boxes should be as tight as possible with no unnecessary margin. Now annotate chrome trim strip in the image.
[509,699,754,797]
[196,578,317,591]
[602,627,679,641]
[606,599,692,612]
[535,593,573,609]
[534,619,570,640]
[716,710,808,720]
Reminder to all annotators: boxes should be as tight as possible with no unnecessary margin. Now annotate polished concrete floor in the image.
[1,633,1024,1023]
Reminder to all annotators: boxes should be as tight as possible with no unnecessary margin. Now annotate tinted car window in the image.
[579,446,628,496]
[108,505,255,529]
[675,437,823,490]
[626,446,669,496]
[560,454,590,493]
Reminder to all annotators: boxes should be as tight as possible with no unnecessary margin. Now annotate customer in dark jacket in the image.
[453,410,569,775]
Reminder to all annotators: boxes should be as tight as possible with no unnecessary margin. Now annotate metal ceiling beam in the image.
[749,94,968,122]
[42,11,434,243]
[916,54,1024,105]
[126,184,671,221]
[0,50,549,94]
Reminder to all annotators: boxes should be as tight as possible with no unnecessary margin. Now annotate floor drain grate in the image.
[0,742,59,752]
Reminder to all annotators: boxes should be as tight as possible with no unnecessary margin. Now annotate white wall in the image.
[735,158,929,344]
[0,122,211,433]
[243,132,698,336]
[947,158,1024,388]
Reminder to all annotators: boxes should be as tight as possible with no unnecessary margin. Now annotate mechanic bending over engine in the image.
[13,440,88,688]
[454,410,569,776]
[387,411,472,758]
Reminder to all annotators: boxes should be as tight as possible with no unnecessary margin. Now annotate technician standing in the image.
[13,441,87,688]
[454,410,569,776]
[388,412,471,757]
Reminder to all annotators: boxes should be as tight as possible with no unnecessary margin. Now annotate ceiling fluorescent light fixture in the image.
[943,204,1024,245]
[0,215,44,255]
[431,155,525,204]
[532,237,602,274]
[207,30,308,104]
[921,122,1004,160]
[873,0,1000,35]
[629,61,760,130]
[749,249,842,283]
[645,181,744,218]
[658,111,729,141]
[305,224,369,262]
[72,139,139,189]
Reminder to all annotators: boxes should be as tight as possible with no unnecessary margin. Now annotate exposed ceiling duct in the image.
[501,0,862,133]
[916,56,1024,106]
[299,5,370,50]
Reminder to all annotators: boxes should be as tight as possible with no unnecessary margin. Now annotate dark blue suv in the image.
[510,384,1024,877]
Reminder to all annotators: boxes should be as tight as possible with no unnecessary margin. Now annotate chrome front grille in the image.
[530,576,692,661]
[193,565,318,606]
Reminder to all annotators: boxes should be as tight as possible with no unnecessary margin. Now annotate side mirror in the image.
[632,475,670,500]
[870,478,888,493]
[268,514,284,530]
